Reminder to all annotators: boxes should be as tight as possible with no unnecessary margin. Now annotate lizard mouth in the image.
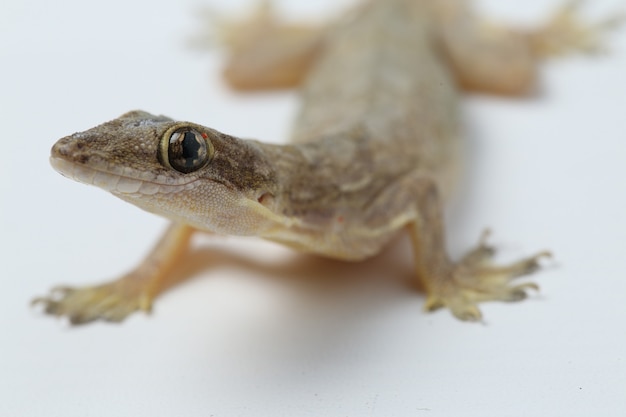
[50,156,195,195]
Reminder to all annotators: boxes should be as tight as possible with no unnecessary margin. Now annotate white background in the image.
[1,0,625,416]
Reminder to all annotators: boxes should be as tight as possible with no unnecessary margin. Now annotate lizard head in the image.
[50,110,285,235]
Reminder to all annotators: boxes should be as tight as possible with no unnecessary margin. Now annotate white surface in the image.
[1,0,625,416]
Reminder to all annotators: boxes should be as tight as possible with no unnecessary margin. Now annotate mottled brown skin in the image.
[34,0,617,324]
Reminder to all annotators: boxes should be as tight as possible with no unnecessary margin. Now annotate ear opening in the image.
[257,192,274,207]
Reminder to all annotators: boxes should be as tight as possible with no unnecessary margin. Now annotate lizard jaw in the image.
[49,156,194,196]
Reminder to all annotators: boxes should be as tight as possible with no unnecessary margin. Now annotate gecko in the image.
[33,0,620,325]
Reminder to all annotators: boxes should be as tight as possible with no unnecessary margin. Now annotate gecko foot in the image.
[32,276,154,325]
[424,230,552,321]
[531,0,625,57]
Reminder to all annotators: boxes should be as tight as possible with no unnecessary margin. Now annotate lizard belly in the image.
[264,219,408,261]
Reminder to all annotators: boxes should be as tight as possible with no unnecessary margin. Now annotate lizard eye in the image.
[163,128,213,173]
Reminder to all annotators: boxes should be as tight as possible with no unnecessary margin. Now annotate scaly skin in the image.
[34,0,619,324]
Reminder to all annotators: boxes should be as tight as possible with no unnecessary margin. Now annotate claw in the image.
[50,286,74,297]
[497,281,540,302]
[523,251,553,275]
[139,294,153,313]
[478,228,492,247]
[424,295,444,312]
[451,304,482,322]
[460,228,496,267]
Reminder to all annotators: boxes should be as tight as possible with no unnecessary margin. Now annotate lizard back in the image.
[290,0,460,186]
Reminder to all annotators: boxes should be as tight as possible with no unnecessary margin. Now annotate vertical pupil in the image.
[182,132,200,159]
[166,128,210,174]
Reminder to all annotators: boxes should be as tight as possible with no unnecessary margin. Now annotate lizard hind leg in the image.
[434,0,623,95]
[530,0,625,57]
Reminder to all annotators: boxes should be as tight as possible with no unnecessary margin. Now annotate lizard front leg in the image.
[33,223,194,325]
[407,178,551,321]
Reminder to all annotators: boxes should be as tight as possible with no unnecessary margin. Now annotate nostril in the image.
[51,139,68,158]
[51,136,84,158]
